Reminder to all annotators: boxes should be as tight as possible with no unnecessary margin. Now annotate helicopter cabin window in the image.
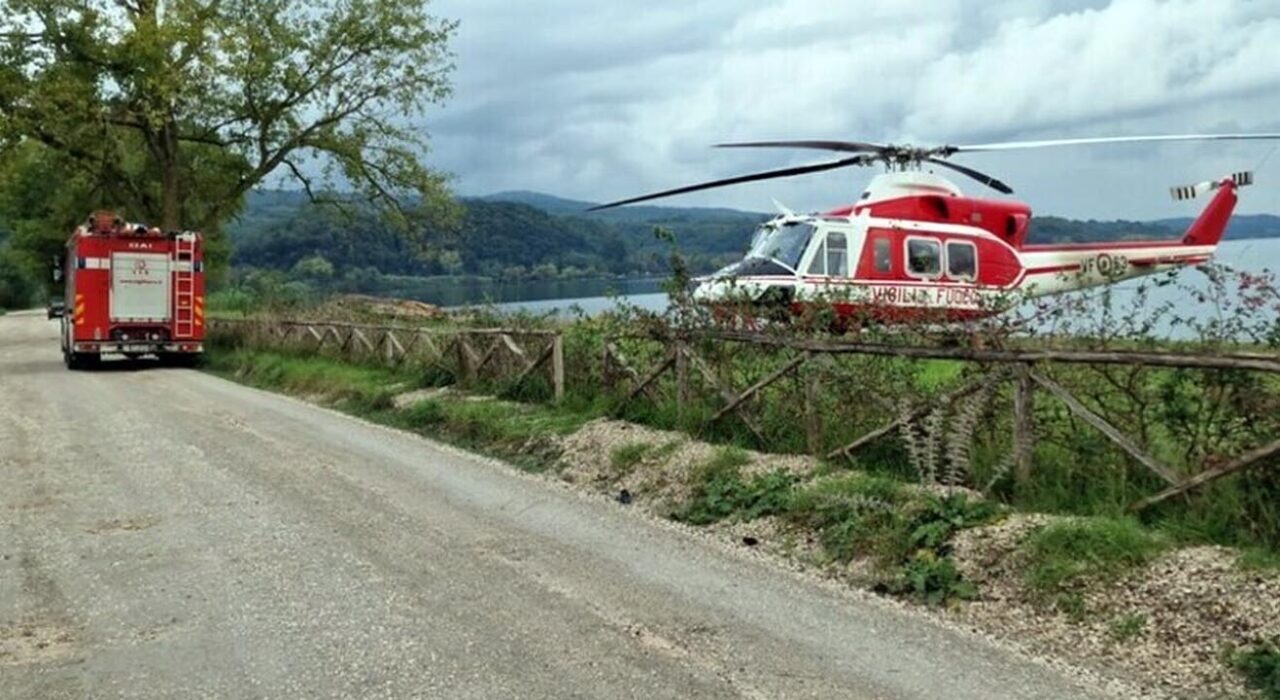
[906,238,942,278]
[806,232,849,277]
[946,241,977,281]
[873,237,892,273]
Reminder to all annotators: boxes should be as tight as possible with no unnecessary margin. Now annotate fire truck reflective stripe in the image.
[79,257,110,269]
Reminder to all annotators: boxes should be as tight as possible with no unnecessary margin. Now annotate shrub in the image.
[903,493,1003,556]
[677,449,797,526]
[885,550,977,607]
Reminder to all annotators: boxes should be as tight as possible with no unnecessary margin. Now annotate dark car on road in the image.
[47,299,65,319]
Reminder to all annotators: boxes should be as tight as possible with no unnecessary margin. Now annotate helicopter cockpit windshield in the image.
[712,221,815,279]
[749,222,813,270]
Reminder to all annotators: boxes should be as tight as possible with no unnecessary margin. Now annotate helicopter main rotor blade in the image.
[924,158,1014,195]
[588,155,871,211]
[716,140,887,154]
[948,133,1280,154]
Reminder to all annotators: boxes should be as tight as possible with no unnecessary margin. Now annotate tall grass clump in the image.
[1230,639,1280,699]
[1021,517,1167,608]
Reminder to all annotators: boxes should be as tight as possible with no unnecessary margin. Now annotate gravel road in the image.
[0,310,1108,699]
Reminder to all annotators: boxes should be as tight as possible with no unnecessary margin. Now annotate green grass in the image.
[1230,639,1280,699]
[610,443,653,476]
[608,440,680,476]
[205,348,418,407]
[206,346,592,473]
[914,360,965,391]
[1108,613,1147,643]
[785,474,910,562]
[1021,517,1167,601]
[393,397,593,472]
[1238,548,1280,573]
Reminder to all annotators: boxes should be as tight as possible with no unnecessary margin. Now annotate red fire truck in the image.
[59,211,206,369]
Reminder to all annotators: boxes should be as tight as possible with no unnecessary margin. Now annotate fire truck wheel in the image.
[159,353,200,368]
[65,352,100,371]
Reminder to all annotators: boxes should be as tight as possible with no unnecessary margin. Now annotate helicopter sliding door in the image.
[802,226,862,278]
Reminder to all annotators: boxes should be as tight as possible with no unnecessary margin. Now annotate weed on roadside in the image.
[1229,639,1280,699]
[1238,548,1280,573]
[610,443,653,477]
[884,550,977,607]
[676,449,797,526]
[1108,614,1147,643]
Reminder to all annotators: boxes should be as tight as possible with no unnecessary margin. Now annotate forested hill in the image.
[227,190,767,280]
[226,190,1280,282]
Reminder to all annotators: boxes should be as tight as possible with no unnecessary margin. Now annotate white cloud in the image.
[428,0,1280,219]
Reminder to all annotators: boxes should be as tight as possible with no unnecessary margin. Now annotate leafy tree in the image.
[0,246,40,308]
[0,141,92,297]
[0,0,458,234]
[291,254,334,280]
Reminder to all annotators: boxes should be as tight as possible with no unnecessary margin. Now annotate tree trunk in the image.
[159,121,183,230]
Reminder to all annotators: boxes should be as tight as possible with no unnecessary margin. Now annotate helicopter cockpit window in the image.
[805,232,848,277]
[826,233,848,276]
[747,222,814,272]
[947,241,977,281]
[906,238,942,278]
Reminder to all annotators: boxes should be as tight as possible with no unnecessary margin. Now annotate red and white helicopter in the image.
[593,134,1279,324]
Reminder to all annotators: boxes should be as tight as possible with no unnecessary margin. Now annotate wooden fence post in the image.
[1013,363,1035,486]
[804,351,822,457]
[674,341,690,420]
[456,334,473,384]
[551,333,565,403]
[601,343,614,391]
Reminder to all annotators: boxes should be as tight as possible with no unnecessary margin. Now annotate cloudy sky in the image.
[425,0,1280,220]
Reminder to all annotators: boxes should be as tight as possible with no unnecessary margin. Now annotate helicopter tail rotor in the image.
[1170,171,1253,201]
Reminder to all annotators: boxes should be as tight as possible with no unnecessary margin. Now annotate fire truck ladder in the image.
[173,233,196,339]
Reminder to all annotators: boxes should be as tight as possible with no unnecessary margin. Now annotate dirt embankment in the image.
[311,294,447,322]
